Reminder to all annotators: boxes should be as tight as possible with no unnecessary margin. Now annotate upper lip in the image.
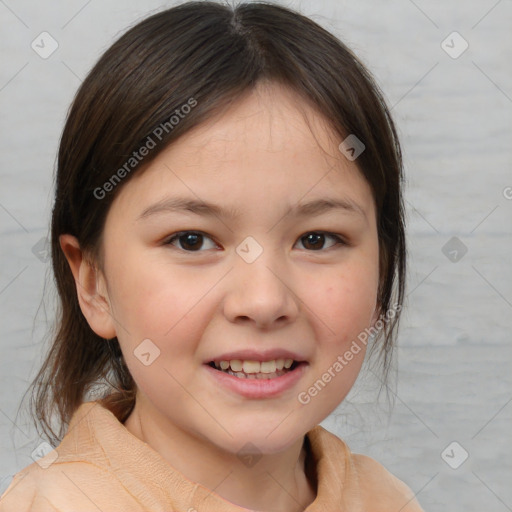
[206,348,307,363]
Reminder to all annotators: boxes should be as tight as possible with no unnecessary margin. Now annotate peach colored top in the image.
[0,400,424,511]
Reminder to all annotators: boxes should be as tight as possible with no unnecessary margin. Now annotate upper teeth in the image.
[216,359,294,373]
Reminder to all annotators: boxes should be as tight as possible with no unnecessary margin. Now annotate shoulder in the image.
[0,463,63,511]
[0,458,144,512]
[308,426,424,511]
[0,400,163,511]
[0,459,94,511]
[351,452,425,512]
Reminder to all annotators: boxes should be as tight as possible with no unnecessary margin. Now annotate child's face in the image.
[99,82,379,454]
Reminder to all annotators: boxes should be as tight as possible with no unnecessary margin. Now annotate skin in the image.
[61,81,380,512]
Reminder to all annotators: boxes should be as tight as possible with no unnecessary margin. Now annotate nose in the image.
[222,248,300,329]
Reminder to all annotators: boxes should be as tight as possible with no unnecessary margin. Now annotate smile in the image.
[204,359,308,399]
[208,358,298,379]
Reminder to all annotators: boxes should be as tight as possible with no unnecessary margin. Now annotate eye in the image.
[164,230,347,253]
[164,231,218,252]
[295,232,347,251]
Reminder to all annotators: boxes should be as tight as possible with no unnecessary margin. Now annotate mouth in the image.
[207,358,303,379]
[204,353,309,399]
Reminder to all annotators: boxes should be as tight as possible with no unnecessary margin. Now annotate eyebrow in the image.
[137,196,367,221]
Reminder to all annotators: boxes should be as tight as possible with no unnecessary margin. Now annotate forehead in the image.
[165,82,342,169]
[111,82,375,223]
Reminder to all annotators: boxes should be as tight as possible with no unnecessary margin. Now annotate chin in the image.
[205,416,313,456]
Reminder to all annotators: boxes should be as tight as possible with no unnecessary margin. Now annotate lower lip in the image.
[204,363,308,399]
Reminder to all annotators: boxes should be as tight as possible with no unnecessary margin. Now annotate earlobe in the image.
[59,234,117,339]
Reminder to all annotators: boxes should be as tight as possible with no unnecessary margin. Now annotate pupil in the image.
[304,233,323,250]
[181,233,201,250]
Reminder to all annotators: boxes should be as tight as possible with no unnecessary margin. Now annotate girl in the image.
[0,1,423,510]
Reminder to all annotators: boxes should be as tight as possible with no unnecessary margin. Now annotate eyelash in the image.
[163,230,348,253]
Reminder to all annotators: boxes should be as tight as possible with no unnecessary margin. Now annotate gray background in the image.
[1,0,511,510]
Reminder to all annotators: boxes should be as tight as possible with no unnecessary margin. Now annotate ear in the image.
[59,234,117,339]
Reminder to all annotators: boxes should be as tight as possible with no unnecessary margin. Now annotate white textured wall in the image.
[1,1,511,509]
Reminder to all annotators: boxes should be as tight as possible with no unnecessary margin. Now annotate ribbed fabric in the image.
[0,400,423,511]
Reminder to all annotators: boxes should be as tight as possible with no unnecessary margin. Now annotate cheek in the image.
[309,263,379,346]
[299,267,378,411]
[108,261,212,399]
[107,255,215,358]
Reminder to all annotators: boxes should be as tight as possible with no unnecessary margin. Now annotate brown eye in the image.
[179,233,202,251]
[297,232,345,251]
[165,231,217,252]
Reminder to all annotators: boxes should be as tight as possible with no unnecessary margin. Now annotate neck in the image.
[123,398,316,511]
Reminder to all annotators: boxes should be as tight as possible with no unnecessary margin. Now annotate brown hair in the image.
[25,1,406,445]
